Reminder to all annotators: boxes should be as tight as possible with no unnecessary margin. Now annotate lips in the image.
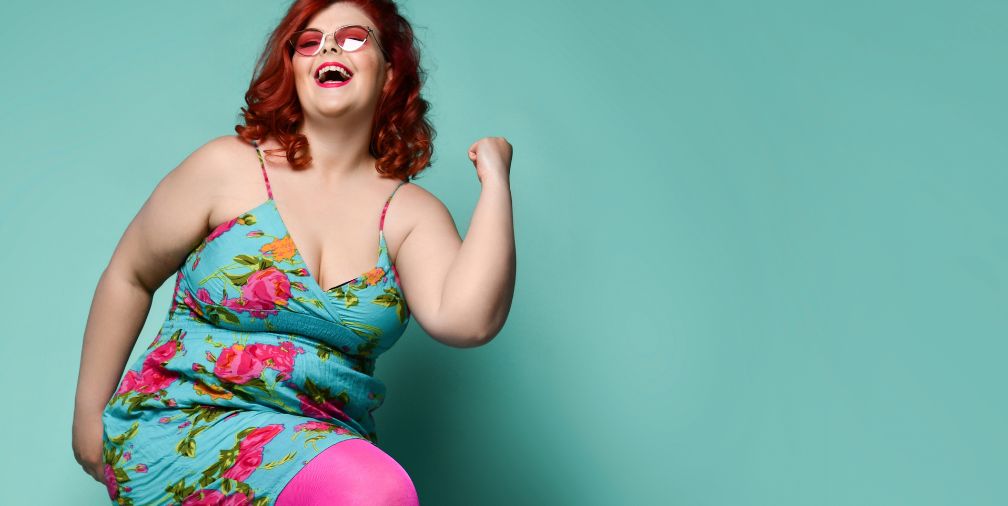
[314,61,353,87]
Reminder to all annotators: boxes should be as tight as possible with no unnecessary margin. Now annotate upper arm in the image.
[392,183,463,342]
[103,135,234,292]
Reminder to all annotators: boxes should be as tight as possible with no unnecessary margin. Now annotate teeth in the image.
[317,65,351,81]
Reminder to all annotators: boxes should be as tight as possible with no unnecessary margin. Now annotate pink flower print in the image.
[123,451,131,461]
[206,217,239,243]
[187,268,293,320]
[135,463,148,473]
[116,341,181,395]
[213,344,266,384]
[196,288,213,304]
[142,340,178,369]
[103,464,118,499]
[246,341,304,381]
[219,267,292,319]
[245,343,274,363]
[220,424,284,482]
[116,372,139,394]
[294,420,354,436]
[294,420,333,432]
[242,267,292,304]
[270,341,305,381]
[115,365,178,395]
[220,446,266,483]
[158,416,171,423]
[239,423,284,450]
[182,489,224,506]
[182,489,253,506]
[182,289,207,319]
[220,493,255,506]
[297,392,354,425]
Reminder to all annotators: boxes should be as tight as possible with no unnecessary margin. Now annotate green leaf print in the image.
[261,451,297,470]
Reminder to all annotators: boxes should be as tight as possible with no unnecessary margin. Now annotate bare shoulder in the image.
[176,134,273,215]
[394,180,456,235]
[167,135,243,195]
[148,134,249,237]
[383,180,452,262]
[154,135,259,236]
[106,135,249,291]
[194,135,257,189]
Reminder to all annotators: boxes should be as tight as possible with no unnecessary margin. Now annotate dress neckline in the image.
[192,198,397,298]
[264,198,389,293]
[250,139,406,295]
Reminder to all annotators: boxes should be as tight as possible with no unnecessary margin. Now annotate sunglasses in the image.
[288,25,389,61]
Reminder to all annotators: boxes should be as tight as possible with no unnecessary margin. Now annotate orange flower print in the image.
[192,379,234,401]
[260,234,298,263]
[363,266,386,286]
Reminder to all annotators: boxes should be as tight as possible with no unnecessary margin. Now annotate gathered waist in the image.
[105,318,387,441]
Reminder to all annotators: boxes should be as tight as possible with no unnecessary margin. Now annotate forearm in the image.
[73,268,154,420]
[437,175,515,343]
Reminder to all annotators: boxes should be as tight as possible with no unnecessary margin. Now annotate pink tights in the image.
[275,438,420,505]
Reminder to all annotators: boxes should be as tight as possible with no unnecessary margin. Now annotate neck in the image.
[298,115,376,179]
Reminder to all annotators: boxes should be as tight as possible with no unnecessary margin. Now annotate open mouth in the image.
[315,62,353,87]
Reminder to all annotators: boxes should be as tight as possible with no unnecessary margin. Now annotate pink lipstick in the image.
[314,61,353,88]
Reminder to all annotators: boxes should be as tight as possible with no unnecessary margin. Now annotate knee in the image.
[380,458,420,505]
[279,437,419,506]
[348,439,420,506]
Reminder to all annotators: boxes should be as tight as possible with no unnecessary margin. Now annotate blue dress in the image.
[101,139,411,505]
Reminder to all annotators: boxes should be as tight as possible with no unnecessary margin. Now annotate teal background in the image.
[1,0,1005,504]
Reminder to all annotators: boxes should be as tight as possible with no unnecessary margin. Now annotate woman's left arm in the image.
[395,137,515,347]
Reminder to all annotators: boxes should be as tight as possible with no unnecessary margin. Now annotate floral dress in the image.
[101,139,411,505]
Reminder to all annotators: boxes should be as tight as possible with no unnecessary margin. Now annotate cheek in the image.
[295,68,315,94]
[293,60,312,81]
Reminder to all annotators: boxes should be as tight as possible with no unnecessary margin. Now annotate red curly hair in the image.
[235,0,435,181]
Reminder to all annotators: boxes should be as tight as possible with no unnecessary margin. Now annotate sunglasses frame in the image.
[288,24,390,61]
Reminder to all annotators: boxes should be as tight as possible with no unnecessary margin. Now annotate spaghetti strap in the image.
[380,180,408,232]
[250,139,274,200]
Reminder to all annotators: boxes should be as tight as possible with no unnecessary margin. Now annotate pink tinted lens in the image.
[335,26,370,51]
[294,31,323,55]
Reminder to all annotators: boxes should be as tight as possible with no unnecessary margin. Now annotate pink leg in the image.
[275,438,420,506]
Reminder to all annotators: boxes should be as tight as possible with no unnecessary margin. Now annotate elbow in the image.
[472,303,512,345]
[472,320,504,346]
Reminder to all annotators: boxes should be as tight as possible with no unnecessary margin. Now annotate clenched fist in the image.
[467,136,512,184]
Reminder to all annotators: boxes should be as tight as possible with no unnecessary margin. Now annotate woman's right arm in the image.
[71,136,234,483]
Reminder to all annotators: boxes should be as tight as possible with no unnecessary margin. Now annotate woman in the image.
[71,0,515,503]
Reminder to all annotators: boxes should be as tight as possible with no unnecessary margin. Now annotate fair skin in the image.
[72,2,515,485]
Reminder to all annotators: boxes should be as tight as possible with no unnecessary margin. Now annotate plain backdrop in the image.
[0,0,1005,504]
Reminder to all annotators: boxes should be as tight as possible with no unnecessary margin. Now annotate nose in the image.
[321,33,341,54]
